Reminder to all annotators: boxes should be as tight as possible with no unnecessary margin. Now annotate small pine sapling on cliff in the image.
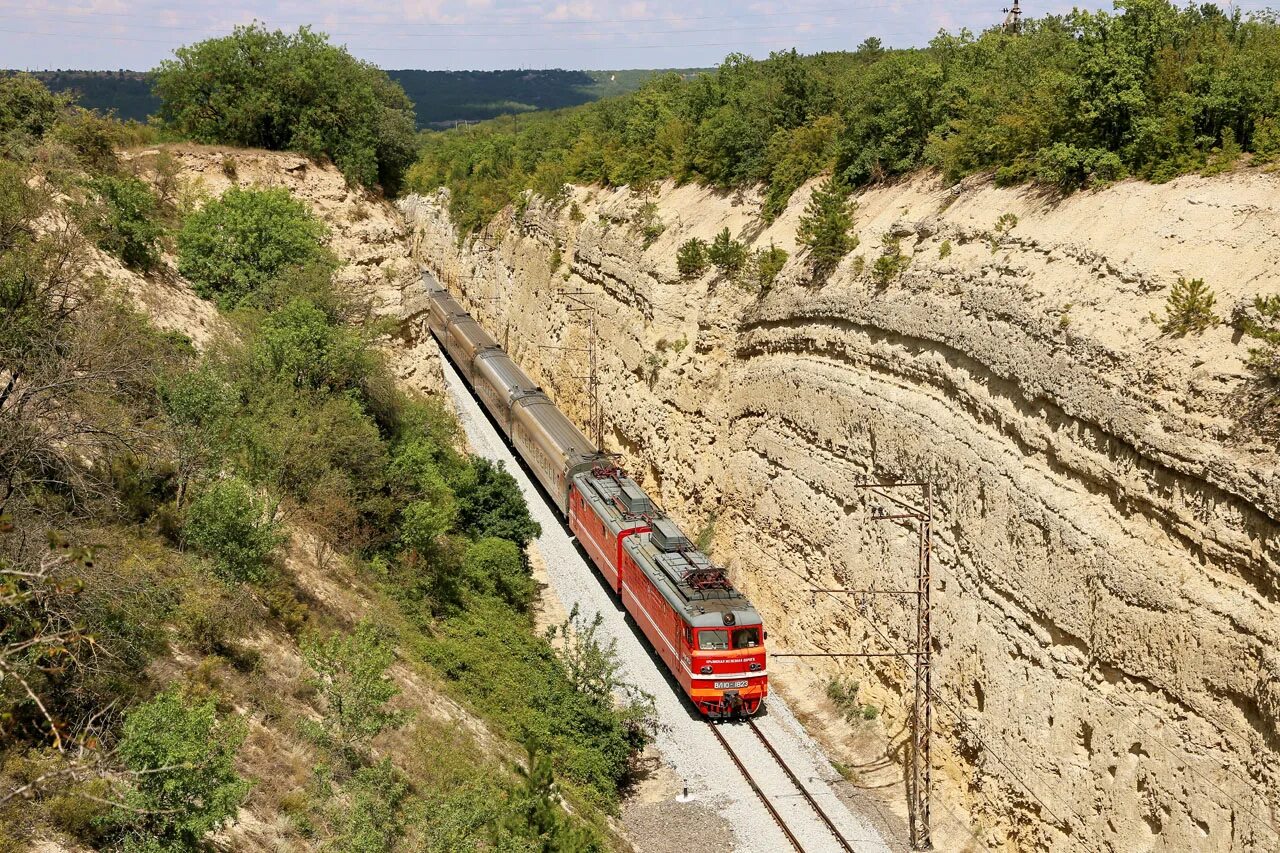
[676,237,710,279]
[707,227,746,277]
[1244,294,1280,391]
[741,242,789,292]
[1159,277,1220,335]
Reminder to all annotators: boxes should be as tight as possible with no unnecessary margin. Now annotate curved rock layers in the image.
[400,170,1280,852]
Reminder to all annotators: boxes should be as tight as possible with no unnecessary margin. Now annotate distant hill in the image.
[389,68,705,129]
[6,67,706,129]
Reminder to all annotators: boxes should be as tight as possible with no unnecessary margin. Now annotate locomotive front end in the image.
[688,612,768,719]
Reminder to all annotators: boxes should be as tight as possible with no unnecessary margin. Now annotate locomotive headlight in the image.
[700,665,713,675]
[749,662,762,672]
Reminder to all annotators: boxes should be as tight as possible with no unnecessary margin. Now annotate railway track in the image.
[710,719,858,853]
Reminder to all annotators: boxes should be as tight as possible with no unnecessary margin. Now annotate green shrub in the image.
[741,243,788,292]
[153,25,417,191]
[938,239,952,259]
[463,536,534,611]
[503,742,603,852]
[176,186,331,310]
[1159,277,1219,335]
[707,227,746,276]
[114,687,249,850]
[249,298,376,392]
[798,177,857,274]
[872,234,908,285]
[453,457,540,548]
[637,201,664,247]
[303,620,407,761]
[1244,294,1280,387]
[422,597,644,810]
[183,478,280,582]
[1255,118,1280,163]
[1203,127,1242,176]
[330,759,408,852]
[676,237,710,279]
[174,581,258,669]
[0,74,69,150]
[545,605,657,754]
[84,175,164,271]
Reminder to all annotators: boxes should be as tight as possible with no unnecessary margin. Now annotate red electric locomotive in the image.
[423,271,767,718]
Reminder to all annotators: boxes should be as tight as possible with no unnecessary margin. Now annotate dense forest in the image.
[8,67,700,129]
[1,41,653,852]
[410,0,1280,233]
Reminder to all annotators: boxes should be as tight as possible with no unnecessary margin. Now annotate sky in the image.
[0,0,1272,72]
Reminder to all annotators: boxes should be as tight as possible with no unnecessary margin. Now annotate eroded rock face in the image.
[402,172,1280,852]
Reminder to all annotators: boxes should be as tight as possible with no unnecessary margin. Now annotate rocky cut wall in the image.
[400,172,1280,852]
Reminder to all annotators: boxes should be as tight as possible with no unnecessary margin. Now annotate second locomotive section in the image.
[424,272,768,718]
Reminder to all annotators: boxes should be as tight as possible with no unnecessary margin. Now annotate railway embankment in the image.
[401,172,1280,852]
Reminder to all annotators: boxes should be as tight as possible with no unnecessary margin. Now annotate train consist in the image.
[423,271,768,718]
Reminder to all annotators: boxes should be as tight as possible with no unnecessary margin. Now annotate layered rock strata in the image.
[402,172,1280,852]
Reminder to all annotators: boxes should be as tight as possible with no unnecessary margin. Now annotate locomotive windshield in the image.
[698,630,729,650]
[731,627,761,649]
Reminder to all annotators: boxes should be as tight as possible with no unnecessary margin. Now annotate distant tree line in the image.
[6,66,695,129]
[410,0,1280,233]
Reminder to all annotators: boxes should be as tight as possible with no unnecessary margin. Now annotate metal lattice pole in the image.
[913,483,934,851]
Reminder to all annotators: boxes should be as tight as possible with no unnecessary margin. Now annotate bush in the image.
[249,298,376,392]
[1244,294,1280,387]
[872,234,909,285]
[85,174,164,271]
[330,759,408,852]
[114,687,249,850]
[183,478,279,582]
[463,536,534,611]
[303,620,407,761]
[453,457,540,548]
[0,74,69,150]
[177,186,331,310]
[153,25,417,192]
[707,227,746,276]
[676,237,710,279]
[741,243,788,292]
[1159,277,1219,335]
[798,177,856,274]
[422,597,645,809]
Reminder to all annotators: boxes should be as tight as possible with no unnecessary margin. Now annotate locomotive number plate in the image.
[714,680,749,689]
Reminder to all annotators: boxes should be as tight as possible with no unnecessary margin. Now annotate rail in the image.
[709,719,858,853]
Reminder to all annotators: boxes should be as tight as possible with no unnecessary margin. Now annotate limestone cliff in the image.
[401,172,1280,852]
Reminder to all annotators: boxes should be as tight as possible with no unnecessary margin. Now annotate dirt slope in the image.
[401,171,1280,853]
[25,146,484,852]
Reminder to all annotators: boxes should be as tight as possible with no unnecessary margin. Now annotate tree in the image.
[1159,277,1219,335]
[676,237,710,279]
[707,227,746,276]
[183,478,280,582]
[452,457,540,548]
[503,741,601,853]
[249,298,376,393]
[302,620,407,763]
[153,26,418,191]
[798,177,856,275]
[115,687,249,850]
[0,74,70,155]
[176,186,331,310]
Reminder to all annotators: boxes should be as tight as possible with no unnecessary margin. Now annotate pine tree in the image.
[676,237,709,279]
[798,177,857,275]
